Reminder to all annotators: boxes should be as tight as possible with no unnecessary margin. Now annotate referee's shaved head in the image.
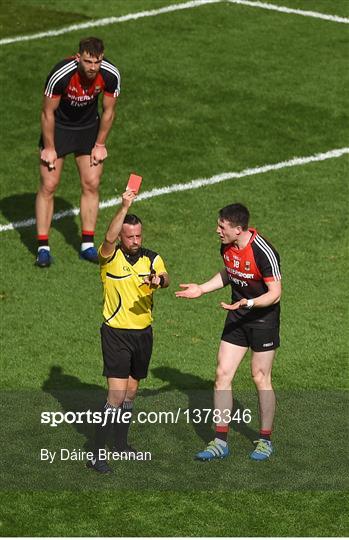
[120,214,143,254]
[123,214,142,226]
[219,203,249,230]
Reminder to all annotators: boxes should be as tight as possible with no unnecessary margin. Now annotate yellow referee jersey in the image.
[98,245,167,330]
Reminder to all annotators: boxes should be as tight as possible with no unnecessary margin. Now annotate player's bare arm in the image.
[221,279,282,311]
[100,190,136,257]
[90,95,117,166]
[40,95,61,169]
[175,269,229,299]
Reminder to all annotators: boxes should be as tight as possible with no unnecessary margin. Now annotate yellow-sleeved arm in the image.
[98,244,117,266]
[153,254,167,275]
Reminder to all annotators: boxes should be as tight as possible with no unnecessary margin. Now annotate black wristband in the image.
[159,275,165,288]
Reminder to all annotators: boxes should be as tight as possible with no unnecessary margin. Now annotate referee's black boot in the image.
[86,454,112,474]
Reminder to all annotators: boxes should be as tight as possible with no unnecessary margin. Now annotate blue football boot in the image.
[250,439,273,461]
[195,440,230,461]
[80,246,99,263]
[36,249,52,268]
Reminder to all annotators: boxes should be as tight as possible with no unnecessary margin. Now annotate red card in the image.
[126,173,143,194]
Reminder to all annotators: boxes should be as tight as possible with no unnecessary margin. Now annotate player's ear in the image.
[76,53,81,62]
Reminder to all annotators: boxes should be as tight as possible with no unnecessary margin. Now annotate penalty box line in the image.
[0,147,348,233]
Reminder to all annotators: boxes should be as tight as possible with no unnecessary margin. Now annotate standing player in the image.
[87,190,169,473]
[36,37,120,267]
[176,203,281,461]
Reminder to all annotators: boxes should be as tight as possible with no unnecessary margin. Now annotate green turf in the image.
[0,0,191,38]
[0,0,348,536]
[1,491,348,536]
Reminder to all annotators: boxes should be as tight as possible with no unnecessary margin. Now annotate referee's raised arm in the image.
[100,190,136,258]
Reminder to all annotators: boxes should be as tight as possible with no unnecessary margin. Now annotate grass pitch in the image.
[0,0,348,536]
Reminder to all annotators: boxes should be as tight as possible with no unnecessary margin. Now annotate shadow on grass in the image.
[144,366,259,444]
[42,365,105,452]
[41,365,258,454]
[0,192,80,256]
[2,372,346,491]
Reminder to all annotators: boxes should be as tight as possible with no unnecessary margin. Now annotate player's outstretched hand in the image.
[122,189,137,209]
[90,145,108,166]
[40,148,57,170]
[175,283,203,299]
[220,299,247,311]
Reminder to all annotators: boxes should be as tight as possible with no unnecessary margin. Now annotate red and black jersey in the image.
[221,228,281,327]
[44,57,120,128]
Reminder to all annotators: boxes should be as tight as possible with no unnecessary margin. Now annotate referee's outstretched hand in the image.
[175,284,203,299]
[143,270,160,289]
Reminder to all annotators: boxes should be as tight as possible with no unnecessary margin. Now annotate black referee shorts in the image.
[221,319,280,352]
[39,122,99,158]
[100,323,153,380]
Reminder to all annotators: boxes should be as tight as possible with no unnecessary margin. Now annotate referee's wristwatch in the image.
[245,298,255,309]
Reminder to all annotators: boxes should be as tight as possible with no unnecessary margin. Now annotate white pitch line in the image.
[227,0,349,24]
[0,0,222,46]
[1,147,348,233]
[1,0,348,46]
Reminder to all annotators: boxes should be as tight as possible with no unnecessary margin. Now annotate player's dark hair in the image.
[123,214,142,226]
[79,37,104,57]
[219,203,250,230]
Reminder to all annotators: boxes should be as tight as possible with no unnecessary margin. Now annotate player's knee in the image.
[215,366,232,389]
[39,181,58,198]
[81,175,100,193]
[252,369,271,388]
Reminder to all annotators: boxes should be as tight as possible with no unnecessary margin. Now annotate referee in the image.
[36,37,120,267]
[176,203,281,462]
[87,190,169,473]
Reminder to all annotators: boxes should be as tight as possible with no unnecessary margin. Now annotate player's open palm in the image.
[175,283,203,299]
[220,299,247,311]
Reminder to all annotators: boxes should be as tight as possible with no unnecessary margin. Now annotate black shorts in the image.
[221,319,280,352]
[39,122,99,158]
[101,323,153,380]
